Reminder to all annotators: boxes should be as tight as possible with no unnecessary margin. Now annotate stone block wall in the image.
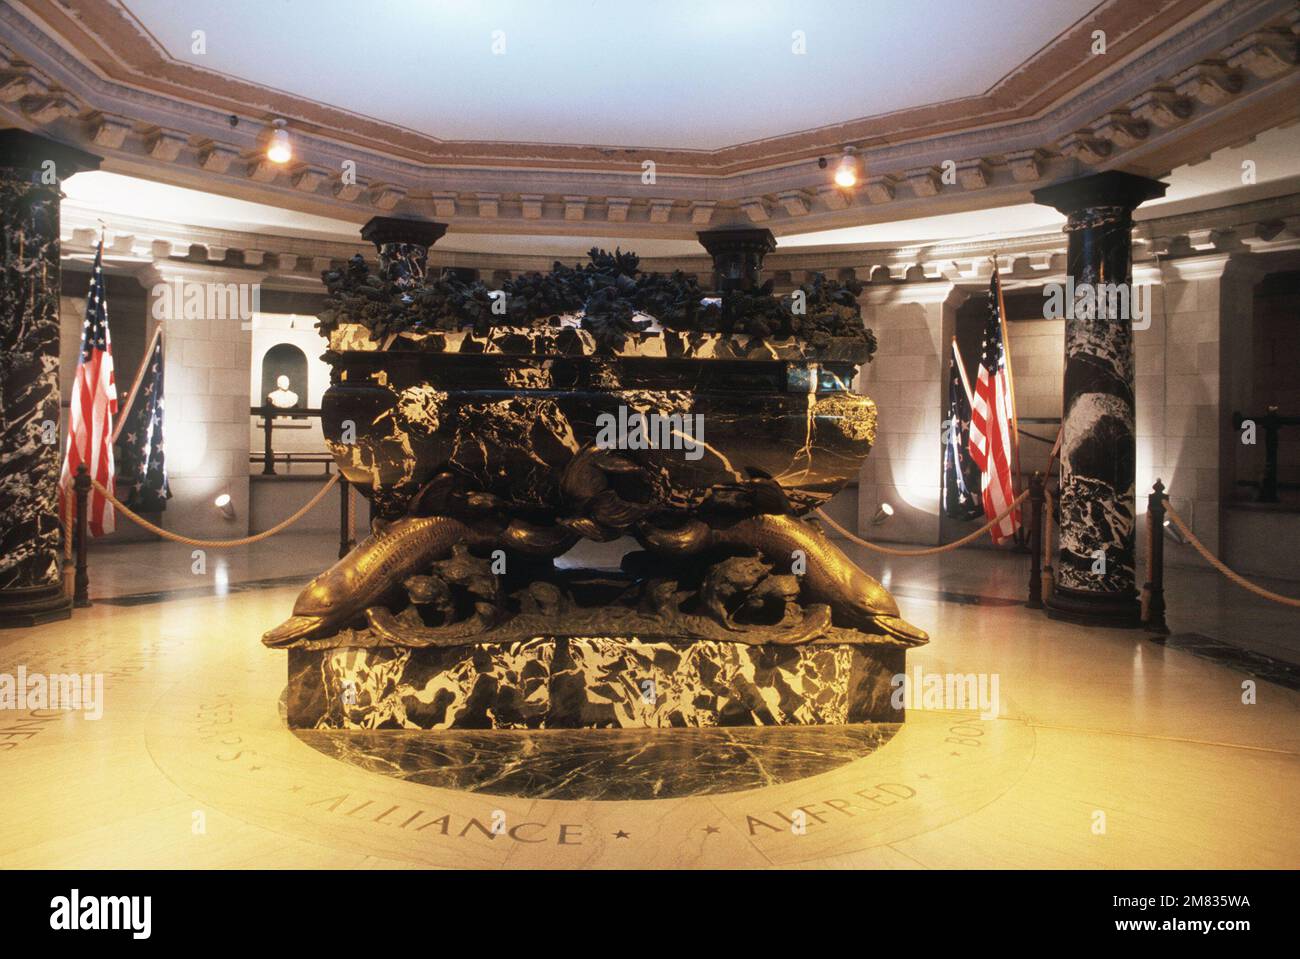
[856,282,959,545]
[147,263,261,540]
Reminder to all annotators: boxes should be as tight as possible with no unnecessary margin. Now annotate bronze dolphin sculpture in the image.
[263,515,483,646]
[638,514,927,645]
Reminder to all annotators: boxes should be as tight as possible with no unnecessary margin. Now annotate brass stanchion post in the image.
[73,465,91,608]
[1026,471,1044,609]
[1144,478,1169,636]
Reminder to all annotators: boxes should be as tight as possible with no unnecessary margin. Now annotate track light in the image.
[1162,517,1187,545]
[214,493,236,521]
[833,146,861,188]
[871,502,894,526]
[266,119,292,164]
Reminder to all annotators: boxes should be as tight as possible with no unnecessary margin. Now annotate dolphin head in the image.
[291,572,344,618]
[262,614,327,647]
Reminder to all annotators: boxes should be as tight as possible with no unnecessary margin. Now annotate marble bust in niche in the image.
[267,374,300,409]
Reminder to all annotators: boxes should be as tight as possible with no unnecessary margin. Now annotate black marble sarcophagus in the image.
[267,231,927,730]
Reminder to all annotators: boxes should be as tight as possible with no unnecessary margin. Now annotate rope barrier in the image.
[61,502,75,599]
[1043,484,1055,567]
[90,473,339,549]
[816,489,1030,557]
[1041,483,1055,600]
[1162,498,1300,608]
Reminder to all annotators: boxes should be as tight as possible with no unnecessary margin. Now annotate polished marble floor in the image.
[1,531,1296,868]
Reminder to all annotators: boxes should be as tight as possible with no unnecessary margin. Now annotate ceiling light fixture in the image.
[833,146,861,188]
[266,118,292,164]
[871,502,895,526]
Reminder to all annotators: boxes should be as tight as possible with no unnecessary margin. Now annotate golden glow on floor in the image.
[0,580,1296,868]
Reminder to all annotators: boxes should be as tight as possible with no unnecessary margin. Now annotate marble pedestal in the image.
[287,637,904,730]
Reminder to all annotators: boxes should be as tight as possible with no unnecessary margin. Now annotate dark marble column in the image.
[1032,171,1166,627]
[359,216,447,288]
[0,130,100,626]
[697,227,776,293]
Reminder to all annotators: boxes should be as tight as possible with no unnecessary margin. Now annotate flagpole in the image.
[111,324,162,445]
[992,261,1023,493]
[951,336,974,409]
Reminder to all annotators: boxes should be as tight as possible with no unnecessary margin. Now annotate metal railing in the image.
[250,405,327,475]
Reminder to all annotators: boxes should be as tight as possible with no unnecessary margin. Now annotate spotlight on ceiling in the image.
[871,502,895,526]
[214,493,236,521]
[1162,517,1187,545]
[266,118,292,164]
[833,146,861,188]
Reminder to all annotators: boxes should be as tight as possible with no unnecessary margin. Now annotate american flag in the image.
[117,330,171,513]
[944,339,983,522]
[60,240,117,536]
[968,268,1020,544]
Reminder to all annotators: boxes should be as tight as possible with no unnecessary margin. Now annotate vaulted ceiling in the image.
[112,0,1104,152]
[3,0,1298,244]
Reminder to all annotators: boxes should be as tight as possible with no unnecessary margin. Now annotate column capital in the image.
[359,215,447,251]
[360,216,446,288]
[696,227,776,292]
[1032,170,1167,216]
[0,127,100,178]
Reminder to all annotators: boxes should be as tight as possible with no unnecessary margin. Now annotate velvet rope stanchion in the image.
[1143,479,1169,635]
[1162,497,1300,609]
[815,488,1030,557]
[73,466,91,608]
[60,499,74,601]
[91,473,339,549]
[1042,483,1056,606]
[1026,472,1045,609]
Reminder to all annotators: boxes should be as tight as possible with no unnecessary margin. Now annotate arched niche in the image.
[260,342,308,409]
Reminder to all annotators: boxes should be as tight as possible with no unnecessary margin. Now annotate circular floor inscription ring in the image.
[145,667,1036,867]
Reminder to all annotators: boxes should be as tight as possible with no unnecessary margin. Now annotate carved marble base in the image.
[1045,583,1142,628]
[292,723,901,800]
[287,637,904,730]
[0,599,71,628]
